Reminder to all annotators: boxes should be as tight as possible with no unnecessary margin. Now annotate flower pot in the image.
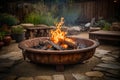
[3,35,12,46]
[13,33,25,43]
[0,41,4,49]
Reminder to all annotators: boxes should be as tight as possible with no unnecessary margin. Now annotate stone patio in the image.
[0,32,120,80]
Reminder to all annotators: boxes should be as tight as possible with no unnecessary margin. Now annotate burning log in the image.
[45,40,63,50]
[63,39,77,49]
[41,45,49,50]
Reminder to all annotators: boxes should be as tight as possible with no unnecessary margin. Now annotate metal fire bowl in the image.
[18,37,99,65]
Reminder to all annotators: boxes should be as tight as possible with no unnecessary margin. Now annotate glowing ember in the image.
[61,44,68,49]
[50,17,75,49]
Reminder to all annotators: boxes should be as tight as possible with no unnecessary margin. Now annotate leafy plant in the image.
[24,12,58,26]
[11,25,24,34]
[0,31,6,40]
[102,22,111,31]
[0,13,19,26]
[94,18,111,30]
[24,13,41,25]
[94,20,106,27]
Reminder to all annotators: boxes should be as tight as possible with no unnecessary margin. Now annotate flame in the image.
[61,44,68,48]
[50,17,75,49]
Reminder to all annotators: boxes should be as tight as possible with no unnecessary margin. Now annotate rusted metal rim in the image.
[18,37,99,54]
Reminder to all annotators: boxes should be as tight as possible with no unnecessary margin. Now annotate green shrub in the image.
[24,12,58,26]
[11,25,24,34]
[0,31,6,40]
[102,22,111,31]
[0,13,19,26]
[24,13,41,25]
[94,18,111,30]
[94,20,106,28]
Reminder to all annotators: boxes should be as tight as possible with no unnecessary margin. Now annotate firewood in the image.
[63,39,77,49]
[41,45,49,50]
[39,40,51,50]
[45,40,63,50]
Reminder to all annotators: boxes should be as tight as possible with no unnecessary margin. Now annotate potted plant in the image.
[11,25,25,43]
[0,13,19,33]
[102,22,111,31]
[3,32,12,46]
[0,32,4,48]
[0,31,12,46]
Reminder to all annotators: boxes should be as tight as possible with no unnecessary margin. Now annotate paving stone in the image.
[94,49,110,58]
[0,67,9,73]
[105,70,119,76]
[85,71,104,77]
[101,56,116,62]
[0,60,15,68]
[3,75,17,80]
[8,56,23,61]
[92,67,108,72]
[96,63,120,70]
[72,73,90,80]
[91,77,103,80]
[105,54,119,58]
[53,75,65,80]
[0,73,7,80]
[111,50,120,55]
[35,76,52,80]
[104,73,120,79]
[103,76,120,80]
[102,60,120,66]
[0,58,13,63]
[0,51,23,60]
[17,77,33,80]
[92,67,119,76]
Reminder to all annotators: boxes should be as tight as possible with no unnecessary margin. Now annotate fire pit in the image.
[18,18,99,71]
